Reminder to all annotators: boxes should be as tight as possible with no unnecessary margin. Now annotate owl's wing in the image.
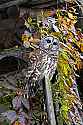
[23,47,58,81]
[22,49,48,96]
[22,46,59,97]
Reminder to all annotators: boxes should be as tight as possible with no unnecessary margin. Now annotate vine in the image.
[52,9,83,125]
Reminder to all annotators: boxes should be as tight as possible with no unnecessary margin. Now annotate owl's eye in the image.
[47,39,51,43]
[53,42,57,45]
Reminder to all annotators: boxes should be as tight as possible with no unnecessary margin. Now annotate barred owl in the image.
[23,36,59,96]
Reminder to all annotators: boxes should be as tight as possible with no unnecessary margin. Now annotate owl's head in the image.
[40,36,59,55]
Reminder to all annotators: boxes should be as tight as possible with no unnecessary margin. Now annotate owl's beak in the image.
[49,44,52,49]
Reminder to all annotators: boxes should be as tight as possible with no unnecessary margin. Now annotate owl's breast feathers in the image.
[25,49,58,82]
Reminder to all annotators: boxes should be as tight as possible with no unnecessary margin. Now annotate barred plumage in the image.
[23,36,59,96]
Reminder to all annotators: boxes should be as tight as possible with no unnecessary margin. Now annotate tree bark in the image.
[0,0,27,9]
[45,75,56,125]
